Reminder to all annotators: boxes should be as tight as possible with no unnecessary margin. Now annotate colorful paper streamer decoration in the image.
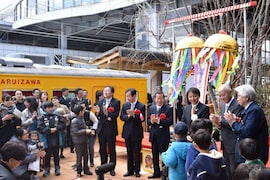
[195,30,240,103]
[163,34,204,105]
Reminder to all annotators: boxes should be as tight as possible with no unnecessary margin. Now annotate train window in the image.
[52,90,75,99]
[94,90,103,105]
[2,90,33,99]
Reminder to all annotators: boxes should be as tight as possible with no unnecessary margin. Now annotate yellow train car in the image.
[0,64,147,135]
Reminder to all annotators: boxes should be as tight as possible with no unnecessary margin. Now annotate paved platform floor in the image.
[37,140,270,179]
[38,143,157,180]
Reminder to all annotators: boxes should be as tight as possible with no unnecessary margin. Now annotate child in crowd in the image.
[27,130,44,180]
[83,106,98,167]
[162,122,191,180]
[258,168,270,180]
[187,129,229,180]
[233,163,263,180]
[71,105,94,177]
[37,101,64,177]
[185,119,217,172]
[239,138,265,167]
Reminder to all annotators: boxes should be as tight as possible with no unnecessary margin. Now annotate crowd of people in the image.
[0,84,270,180]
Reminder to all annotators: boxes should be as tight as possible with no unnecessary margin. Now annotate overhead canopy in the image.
[88,46,171,72]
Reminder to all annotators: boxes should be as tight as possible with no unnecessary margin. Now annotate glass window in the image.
[94,90,103,104]
[48,0,63,10]
[64,0,73,8]
[14,4,20,21]
[28,0,37,16]
[2,90,33,99]
[53,90,75,99]
[48,0,54,11]
[74,0,81,6]
[82,0,93,5]
[16,3,21,20]
[21,0,27,18]
[37,0,48,14]
[53,0,63,10]
[262,40,270,64]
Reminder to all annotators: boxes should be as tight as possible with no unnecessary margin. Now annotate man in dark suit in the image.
[224,84,269,165]
[94,86,120,176]
[59,88,71,109]
[120,88,145,178]
[182,87,210,130]
[70,88,89,112]
[82,89,91,111]
[210,84,243,178]
[147,91,173,179]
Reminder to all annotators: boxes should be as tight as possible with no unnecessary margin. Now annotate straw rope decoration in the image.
[195,30,240,103]
[163,31,240,106]
[162,35,204,105]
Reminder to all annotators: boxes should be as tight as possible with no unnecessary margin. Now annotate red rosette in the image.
[108,106,115,113]
[236,117,241,123]
[134,109,141,115]
[159,113,167,120]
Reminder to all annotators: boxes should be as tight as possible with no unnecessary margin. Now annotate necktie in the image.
[106,100,110,108]
[191,105,195,115]
[131,103,135,110]
[191,105,198,121]
[225,104,229,113]
[156,106,160,115]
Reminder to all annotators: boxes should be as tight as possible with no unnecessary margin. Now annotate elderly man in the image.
[210,84,243,177]
[224,84,269,165]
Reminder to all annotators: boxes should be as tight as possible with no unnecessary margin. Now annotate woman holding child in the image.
[10,128,45,180]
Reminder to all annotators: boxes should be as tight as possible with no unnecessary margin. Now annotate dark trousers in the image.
[75,143,89,174]
[98,133,116,168]
[88,135,96,164]
[45,146,60,169]
[224,150,236,178]
[67,125,74,150]
[151,136,168,176]
[125,138,142,174]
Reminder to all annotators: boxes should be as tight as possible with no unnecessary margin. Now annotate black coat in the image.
[96,97,120,137]
[59,96,71,109]
[37,113,65,148]
[182,102,210,130]
[220,98,243,154]
[120,101,145,140]
[70,97,89,112]
[147,104,173,147]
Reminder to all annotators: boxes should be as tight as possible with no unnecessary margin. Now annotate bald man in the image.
[210,84,243,178]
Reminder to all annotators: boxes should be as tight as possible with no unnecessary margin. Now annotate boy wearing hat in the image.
[161,122,191,180]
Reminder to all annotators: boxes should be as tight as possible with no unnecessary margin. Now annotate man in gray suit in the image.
[210,84,243,178]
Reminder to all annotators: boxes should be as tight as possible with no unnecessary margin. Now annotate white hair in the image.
[235,84,256,101]
[218,84,232,92]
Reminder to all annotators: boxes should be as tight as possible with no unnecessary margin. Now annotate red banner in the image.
[165,1,257,25]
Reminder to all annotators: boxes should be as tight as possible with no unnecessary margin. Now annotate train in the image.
[0,58,148,135]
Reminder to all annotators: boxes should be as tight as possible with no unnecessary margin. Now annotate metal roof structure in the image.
[88,46,171,72]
